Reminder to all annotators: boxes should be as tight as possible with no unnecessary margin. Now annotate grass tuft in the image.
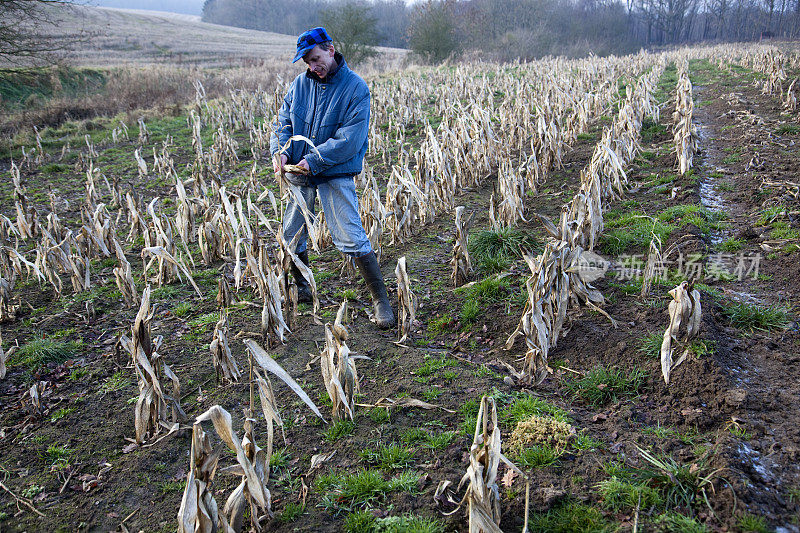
[597,476,662,511]
[322,420,355,442]
[469,226,538,274]
[360,442,414,470]
[638,331,663,358]
[10,335,82,371]
[564,366,645,406]
[720,302,790,331]
[527,501,611,532]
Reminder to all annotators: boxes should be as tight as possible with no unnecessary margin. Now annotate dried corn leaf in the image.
[244,339,324,421]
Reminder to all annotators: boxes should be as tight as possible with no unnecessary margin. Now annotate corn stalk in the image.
[210,313,241,384]
[121,286,186,443]
[435,396,526,533]
[661,281,702,385]
[451,206,473,287]
[395,256,417,342]
[320,300,360,421]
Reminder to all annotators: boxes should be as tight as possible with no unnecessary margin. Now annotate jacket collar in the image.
[306,52,347,84]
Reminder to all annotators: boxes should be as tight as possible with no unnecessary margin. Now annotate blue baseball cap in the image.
[293,27,331,63]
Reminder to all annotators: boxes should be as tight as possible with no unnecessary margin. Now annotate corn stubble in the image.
[120,286,186,444]
[435,396,527,532]
[660,281,702,385]
[319,300,362,421]
[395,256,417,342]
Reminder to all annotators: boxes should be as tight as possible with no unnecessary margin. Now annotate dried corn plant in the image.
[661,281,702,385]
[177,412,225,533]
[435,396,526,533]
[320,300,360,421]
[640,235,664,298]
[783,78,797,112]
[113,239,139,307]
[0,276,17,322]
[120,286,186,443]
[0,331,6,379]
[673,64,699,175]
[217,276,232,310]
[495,155,526,228]
[505,230,612,385]
[178,406,270,533]
[260,260,292,348]
[395,256,417,342]
[210,313,241,384]
[451,206,474,287]
[244,338,325,422]
[134,148,148,178]
[141,246,204,299]
[138,117,149,145]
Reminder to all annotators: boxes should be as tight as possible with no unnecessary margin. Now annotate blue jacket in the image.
[270,53,370,180]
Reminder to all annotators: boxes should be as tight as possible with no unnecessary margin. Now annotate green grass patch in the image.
[638,331,663,358]
[736,513,770,532]
[0,66,106,109]
[717,237,743,252]
[565,366,645,406]
[597,476,662,511]
[414,354,458,381]
[469,226,538,274]
[50,407,75,422]
[527,501,612,532]
[517,443,562,468]
[172,302,193,317]
[322,420,355,442]
[776,123,800,135]
[770,220,800,241]
[641,119,668,143]
[636,446,719,512]
[277,502,305,524]
[343,511,445,533]
[720,302,790,331]
[600,209,674,255]
[10,335,82,371]
[44,444,72,464]
[423,431,457,450]
[360,442,414,470]
[318,468,420,514]
[658,204,725,234]
[100,370,130,393]
[573,432,604,451]
[501,393,571,425]
[654,512,709,532]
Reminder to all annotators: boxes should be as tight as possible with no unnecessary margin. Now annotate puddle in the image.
[694,121,728,244]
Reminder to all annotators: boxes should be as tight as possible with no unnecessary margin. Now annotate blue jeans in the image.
[282,173,372,257]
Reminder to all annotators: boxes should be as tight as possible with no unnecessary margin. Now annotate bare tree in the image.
[321,1,379,65]
[0,0,72,64]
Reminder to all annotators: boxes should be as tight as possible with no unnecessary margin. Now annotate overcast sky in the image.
[87,0,206,15]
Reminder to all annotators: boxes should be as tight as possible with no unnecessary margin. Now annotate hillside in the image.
[27,5,406,68]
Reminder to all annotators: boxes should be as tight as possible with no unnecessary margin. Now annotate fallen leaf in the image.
[501,468,516,488]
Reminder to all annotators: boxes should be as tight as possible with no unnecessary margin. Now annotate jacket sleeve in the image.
[304,90,370,175]
[269,84,294,157]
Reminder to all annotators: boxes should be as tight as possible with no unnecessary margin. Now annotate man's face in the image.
[303,45,335,79]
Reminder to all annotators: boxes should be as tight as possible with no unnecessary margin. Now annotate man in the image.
[270,27,395,329]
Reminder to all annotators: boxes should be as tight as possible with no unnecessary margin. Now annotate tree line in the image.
[198,0,800,62]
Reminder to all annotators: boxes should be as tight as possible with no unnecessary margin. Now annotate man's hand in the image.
[297,159,310,171]
[273,154,288,174]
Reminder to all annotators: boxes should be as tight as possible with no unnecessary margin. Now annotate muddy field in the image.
[1,53,799,533]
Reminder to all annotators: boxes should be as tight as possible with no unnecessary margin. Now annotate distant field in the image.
[27,5,407,68]
[0,5,408,138]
